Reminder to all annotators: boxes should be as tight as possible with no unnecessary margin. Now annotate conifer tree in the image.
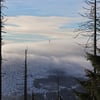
[0,0,4,99]
[74,1,100,100]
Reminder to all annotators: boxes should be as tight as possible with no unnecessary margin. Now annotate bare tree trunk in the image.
[0,1,2,99]
[94,0,97,56]
[57,74,59,100]
[24,49,28,100]
[32,92,34,100]
[93,1,97,98]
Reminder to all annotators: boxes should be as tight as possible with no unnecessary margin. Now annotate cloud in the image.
[3,40,92,71]
[2,39,93,96]
[4,16,79,38]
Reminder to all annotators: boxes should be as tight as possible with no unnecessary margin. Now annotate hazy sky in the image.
[3,0,85,43]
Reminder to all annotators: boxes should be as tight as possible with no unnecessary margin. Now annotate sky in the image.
[2,0,85,43]
[4,0,84,17]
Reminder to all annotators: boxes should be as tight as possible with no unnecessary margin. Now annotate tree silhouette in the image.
[76,0,100,55]
[74,0,100,100]
[0,0,5,99]
[24,49,28,100]
[74,54,100,100]
[15,49,28,100]
[0,1,2,99]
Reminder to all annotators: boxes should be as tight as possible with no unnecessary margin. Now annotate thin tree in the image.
[0,1,2,99]
[76,0,100,56]
[24,49,28,100]
[93,0,97,74]
[32,92,35,100]
[57,72,63,100]
[0,0,4,99]
[16,49,28,100]
[0,0,7,99]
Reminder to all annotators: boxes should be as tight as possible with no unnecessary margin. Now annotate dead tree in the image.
[0,0,4,99]
[24,49,28,100]
[94,0,97,56]
[0,31,1,99]
[76,0,100,56]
